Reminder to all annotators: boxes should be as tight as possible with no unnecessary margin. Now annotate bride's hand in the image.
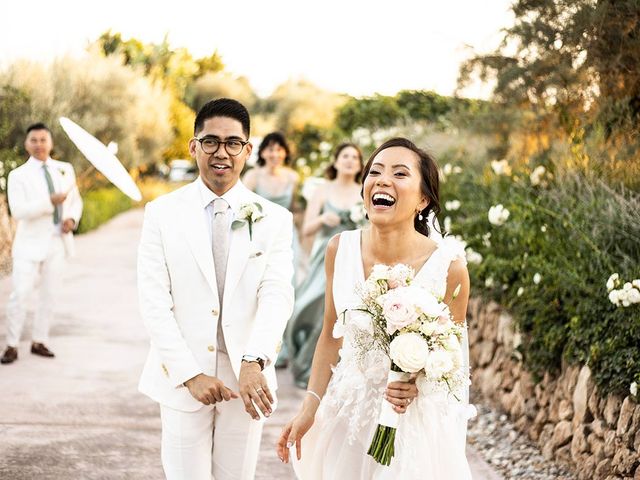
[385,377,418,414]
[276,410,315,463]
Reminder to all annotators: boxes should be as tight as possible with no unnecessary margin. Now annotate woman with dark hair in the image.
[243,132,300,210]
[278,138,474,478]
[286,143,365,387]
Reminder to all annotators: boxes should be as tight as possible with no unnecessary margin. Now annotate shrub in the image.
[440,156,640,396]
[76,187,132,234]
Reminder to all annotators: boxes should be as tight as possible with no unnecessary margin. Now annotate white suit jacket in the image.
[137,179,295,412]
[7,157,83,261]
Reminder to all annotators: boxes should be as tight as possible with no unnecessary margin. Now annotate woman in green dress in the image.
[244,132,302,367]
[287,143,364,387]
[243,131,302,279]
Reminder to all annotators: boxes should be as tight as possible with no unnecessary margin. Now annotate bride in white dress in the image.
[276,138,475,479]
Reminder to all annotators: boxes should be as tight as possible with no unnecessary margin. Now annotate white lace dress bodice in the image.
[292,229,475,479]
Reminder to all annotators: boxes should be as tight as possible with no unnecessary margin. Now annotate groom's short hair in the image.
[194,98,250,138]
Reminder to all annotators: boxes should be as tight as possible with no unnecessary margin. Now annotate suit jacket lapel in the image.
[223,192,253,311]
[182,182,219,299]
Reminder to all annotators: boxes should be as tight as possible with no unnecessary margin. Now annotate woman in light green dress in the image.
[244,133,301,367]
[243,131,302,275]
[287,143,364,387]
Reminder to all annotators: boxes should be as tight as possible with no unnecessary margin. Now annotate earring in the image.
[418,212,424,221]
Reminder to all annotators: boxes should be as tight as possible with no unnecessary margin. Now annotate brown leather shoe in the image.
[31,343,55,358]
[1,346,18,364]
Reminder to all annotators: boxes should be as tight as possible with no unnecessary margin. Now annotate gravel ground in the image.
[467,400,577,480]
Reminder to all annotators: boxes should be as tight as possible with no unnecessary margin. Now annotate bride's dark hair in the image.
[360,137,441,238]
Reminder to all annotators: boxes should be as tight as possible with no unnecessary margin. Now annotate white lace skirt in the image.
[292,358,476,479]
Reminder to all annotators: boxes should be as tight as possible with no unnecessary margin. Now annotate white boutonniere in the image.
[232,202,265,240]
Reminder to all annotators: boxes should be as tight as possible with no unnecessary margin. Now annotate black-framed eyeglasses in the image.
[194,136,249,156]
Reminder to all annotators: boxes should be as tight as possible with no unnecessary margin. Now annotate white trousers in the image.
[5,236,65,347]
[160,353,266,480]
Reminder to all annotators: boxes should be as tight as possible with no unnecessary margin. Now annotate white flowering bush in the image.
[437,149,640,397]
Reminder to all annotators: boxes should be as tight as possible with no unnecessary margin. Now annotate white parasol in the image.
[59,117,142,201]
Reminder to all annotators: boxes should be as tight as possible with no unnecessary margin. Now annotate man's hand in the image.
[239,361,273,420]
[62,218,75,234]
[50,193,67,205]
[184,373,238,405]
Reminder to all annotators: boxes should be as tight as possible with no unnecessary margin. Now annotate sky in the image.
[0,0,513,98]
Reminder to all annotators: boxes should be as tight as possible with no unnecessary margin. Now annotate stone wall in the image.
[468,298,640,480]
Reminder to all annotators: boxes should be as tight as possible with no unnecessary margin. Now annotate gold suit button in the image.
[211,309,219,316]
[207,345,215,352]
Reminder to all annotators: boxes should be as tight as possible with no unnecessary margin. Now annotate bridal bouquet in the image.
[352,263,468,466]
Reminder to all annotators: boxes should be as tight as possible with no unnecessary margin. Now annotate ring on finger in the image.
[256,387,264,393]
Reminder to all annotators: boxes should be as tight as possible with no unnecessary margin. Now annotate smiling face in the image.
[362,146,428,228]
[25,128,53,161]
[189,116,252,196]
[262,142,287,168]
[334,145,362,177]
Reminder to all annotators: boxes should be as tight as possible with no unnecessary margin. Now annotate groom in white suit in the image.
[137,98,294,479]
[2,123,82,364]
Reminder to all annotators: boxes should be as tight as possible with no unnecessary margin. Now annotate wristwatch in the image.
[242,355,265,371]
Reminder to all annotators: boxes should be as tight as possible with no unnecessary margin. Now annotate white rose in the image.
[443,163,453,176]
[388,264,414,286]
[517,287,525,297]
[609,290,621,306]
[369,264,390,282]
[606,273,620,291]
[444,334,461,352]
[631,382,638,397]
[319,141,332,154]
[425,348,455,379]
[632,279,640,289]
[444,216,452,232]
[409,287,447,317]
[389,333,429,373]
[466,248,483,265]
[627,288,640,305]
[530,166,546,186]
[420,321,438,336]
[482,232,492,247]
[490,159,511,176]
[445,200,461,211]
[488,204,510,226]
[349,203,366,224]
[533,273,542,285]
[485,277,495,288]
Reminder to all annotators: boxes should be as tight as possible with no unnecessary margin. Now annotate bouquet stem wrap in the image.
[367,369,411,466]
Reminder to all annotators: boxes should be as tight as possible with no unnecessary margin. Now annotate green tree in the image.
[336,94,403,133]
[0,86,30,192]
[459,0,640,185]
[0,52,173,173]
[187,72,257,112]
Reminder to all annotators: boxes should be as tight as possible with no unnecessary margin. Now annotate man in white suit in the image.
[1,123,83,365]
[137,98,294,479]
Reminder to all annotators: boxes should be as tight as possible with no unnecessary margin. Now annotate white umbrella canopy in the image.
[59,117,142,202]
